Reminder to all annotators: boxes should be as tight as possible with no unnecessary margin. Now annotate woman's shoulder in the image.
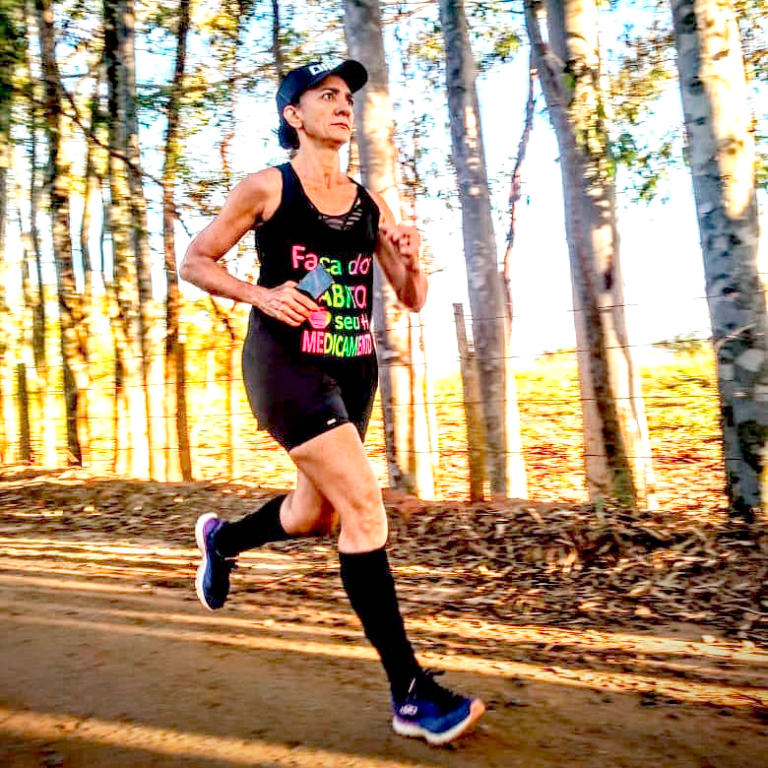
[360,185,391,224]
[239,166,286,225]
[240,166,284,196]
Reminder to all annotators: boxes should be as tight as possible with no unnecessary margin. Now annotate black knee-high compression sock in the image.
[339,547,421,702]
[213,494,290,557]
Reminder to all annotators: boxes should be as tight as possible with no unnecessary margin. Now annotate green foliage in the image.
[608,22,674,128]
[735,0,768,83]
[652,333,711,358]
[605,14,681,201]
[0,0,25,105]
[611,129,679,201]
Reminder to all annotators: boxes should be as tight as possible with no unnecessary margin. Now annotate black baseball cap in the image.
[276,60,368,117]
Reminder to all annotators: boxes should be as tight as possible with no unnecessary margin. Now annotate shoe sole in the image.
[195,512,220,611]
[392,698,485,745]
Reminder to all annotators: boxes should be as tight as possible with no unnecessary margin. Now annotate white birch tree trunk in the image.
[122,0,165,479]
[0,67,9,464]
[671,0,767,519]
[440,0,527,498]
[36,0,90,466]
[163,0,192,482]
[105,0,149,478]
[525,0,655,509]
[344,0,435,498]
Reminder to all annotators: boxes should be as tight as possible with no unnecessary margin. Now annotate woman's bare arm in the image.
[370,191,427,312]
[180,168,318,326]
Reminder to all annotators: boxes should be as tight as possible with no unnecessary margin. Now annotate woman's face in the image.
[287,75,355,148]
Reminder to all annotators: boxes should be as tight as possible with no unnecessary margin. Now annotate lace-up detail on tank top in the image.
[311,192,364,232]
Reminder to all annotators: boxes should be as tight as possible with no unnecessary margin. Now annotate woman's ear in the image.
[283,104,302,130]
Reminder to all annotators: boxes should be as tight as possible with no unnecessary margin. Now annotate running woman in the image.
[180,60,485,746]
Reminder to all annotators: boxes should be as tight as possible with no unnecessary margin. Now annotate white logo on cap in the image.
[309,62,335,76]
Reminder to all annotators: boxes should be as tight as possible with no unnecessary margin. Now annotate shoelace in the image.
[410,670,464,707]
[212,549,238,572]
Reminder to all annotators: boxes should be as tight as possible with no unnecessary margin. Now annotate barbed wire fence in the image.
[0,296,727,509]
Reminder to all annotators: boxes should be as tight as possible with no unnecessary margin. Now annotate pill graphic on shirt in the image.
[308,309,332,330]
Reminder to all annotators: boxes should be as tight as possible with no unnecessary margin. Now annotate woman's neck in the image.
[291,144,346,188]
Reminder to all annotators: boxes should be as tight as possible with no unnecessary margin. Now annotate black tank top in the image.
[253,163,379,362]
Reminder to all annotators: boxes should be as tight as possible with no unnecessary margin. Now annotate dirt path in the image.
[1,530,767,768]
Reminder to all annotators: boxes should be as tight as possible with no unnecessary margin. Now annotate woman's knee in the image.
[336,483,387,544]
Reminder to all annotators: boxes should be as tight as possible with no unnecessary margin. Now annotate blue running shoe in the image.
[392,671,485,745]
[195,513,236,610]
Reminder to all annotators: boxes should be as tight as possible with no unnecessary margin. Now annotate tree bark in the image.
[344,0,435,498]
[163,0,192,481]
[671,0,767,520]
[78,56,104,467]
[271,0,285,80]
[440,0,524,498]
[18,41,56,465]
[36,0,89,465]
[454,303,487,500]
[122,0,164,479]
[525,0,655,509]
[17,363,31,463]
[104,0,150,477]
[0,61,10,464]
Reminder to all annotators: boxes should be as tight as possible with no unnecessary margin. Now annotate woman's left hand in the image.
[379,222,421,273]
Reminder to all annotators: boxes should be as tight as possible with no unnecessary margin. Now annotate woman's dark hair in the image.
[278,108,300,150]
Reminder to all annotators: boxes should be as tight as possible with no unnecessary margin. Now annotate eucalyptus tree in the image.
[36,0,92,465]
[202,0,261,479]
[122,0,165,479]
[162,0,192,481]
[0,0,24,461]
[670,0,767,519]
[439,0,527,498]
[524,0,655,509]
[344,0,435,498]
[16,3,56,465]
[104,0,150,477]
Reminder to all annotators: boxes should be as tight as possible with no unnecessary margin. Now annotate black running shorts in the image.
[242,310,378,451]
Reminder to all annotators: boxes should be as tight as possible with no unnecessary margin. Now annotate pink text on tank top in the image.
[292,244,374,360]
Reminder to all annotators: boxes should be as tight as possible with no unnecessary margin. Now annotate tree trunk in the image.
[271,0,285,80]
[36,0,89,465]
[670,0,767,520]
[78,56,104,467]
[525,0,655,509]
[104,0,150,477]
[500,55,537,501]
[344,0,435,498]
[17,363,31,463]
[0,72,9,464]
[122,0,164,479]
[0,25,12,461]
[398,122,440,479]
[20,94,57,465]
[454,303,487,501]
[163,0,192,481]
[439,0,516,498]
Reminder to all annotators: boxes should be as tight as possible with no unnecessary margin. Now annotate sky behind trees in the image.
[7,0,765,372]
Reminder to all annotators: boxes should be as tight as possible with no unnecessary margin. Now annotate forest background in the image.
[0,0,766,518]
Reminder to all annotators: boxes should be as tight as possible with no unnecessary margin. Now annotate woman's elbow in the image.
[178,248,199,285]
[405,285,427,312]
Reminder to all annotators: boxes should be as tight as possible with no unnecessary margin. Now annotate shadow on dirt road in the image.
[0,531,766,767]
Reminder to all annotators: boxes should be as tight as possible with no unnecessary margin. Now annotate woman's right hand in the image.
[255,281,319,327]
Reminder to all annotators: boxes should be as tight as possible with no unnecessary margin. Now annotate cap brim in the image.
[326,60,368,93]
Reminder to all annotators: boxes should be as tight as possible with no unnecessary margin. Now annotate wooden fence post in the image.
[16,363,31,463]
[454,303,486,501]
